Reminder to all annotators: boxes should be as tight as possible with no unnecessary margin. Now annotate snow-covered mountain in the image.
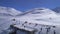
[0,6,22,20]
[16,8,60,25]
[0,7,60,34]
[0,6,22,33]
[0,6,22,16]
[15,8,60,34]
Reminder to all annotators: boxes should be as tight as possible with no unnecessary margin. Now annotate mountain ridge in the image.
[0,6,22,16]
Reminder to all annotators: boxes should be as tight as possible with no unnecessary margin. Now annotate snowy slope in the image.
[0,6,22,33]
[0,6,22,25]
[0,6,22,16]
[16,8,60,34]
[0,7,60,34]
[16,8,60,26]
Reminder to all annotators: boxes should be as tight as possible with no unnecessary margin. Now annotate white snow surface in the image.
[0,7,60,34]
[16,8,60,26]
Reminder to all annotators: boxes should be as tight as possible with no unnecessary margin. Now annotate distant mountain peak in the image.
[0,6,22,16]
[53,7,60,13]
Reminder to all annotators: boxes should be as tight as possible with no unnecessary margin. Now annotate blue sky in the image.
[0,0,60,11]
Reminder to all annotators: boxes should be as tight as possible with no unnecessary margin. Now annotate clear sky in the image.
[0,0,60,11]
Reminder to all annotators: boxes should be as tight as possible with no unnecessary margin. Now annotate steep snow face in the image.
[16,8,60,26]
[0,6,22,16]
